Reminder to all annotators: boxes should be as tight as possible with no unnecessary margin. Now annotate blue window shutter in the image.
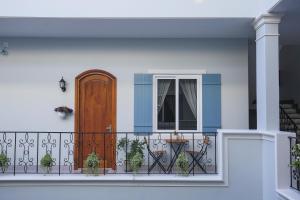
[134,74,153,133]
[202,74,221,133]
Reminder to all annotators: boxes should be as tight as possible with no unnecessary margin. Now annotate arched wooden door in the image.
[74,69,116,170]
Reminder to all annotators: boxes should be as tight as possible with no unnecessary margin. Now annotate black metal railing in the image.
[280,106,298,134]
[0,131,217,176]
[289,136,300,191]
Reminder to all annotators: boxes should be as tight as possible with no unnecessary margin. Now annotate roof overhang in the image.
[0,17,254,38]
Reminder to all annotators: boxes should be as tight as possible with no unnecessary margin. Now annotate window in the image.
[153,75,202,132]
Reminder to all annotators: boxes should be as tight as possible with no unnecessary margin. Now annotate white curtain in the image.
[157,79,171,113]
[180,80,197,118]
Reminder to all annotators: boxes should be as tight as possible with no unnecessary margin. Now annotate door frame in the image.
[74,69,117,169]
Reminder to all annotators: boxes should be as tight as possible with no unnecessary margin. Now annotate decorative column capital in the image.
[253,14,282,31]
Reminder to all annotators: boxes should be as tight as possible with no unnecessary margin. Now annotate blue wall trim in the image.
[202,74,221,133]
[134,74,153,134]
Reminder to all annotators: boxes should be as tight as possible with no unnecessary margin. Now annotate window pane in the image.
[157,79,175,130]
[179,79,197,130]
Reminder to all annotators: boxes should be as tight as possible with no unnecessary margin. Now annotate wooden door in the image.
[74,69,116,170]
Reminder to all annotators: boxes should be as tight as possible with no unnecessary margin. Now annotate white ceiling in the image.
[0,0,258,18]
[0,18,254,38]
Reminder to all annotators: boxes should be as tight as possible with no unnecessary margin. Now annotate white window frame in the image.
[153,74,202,132]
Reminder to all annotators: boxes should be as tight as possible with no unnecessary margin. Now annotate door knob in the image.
[106,124,112,133]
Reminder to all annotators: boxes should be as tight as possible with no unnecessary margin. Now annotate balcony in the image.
[0,131,216,177]
[2,130,297,200]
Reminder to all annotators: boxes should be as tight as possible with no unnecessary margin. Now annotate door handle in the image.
[106,124,112,133]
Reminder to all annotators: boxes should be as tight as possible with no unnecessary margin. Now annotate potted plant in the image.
[291,143,300,179]
[175,152,189,176]
[84,152,100,175]
[117,137,129,169]
[128,138,146,160]
[117,138,145,172]
[40,153,55,174]
[0,153,9,173]
[129,152,143,173]
[117,137,129,152]
[54,106,73,118]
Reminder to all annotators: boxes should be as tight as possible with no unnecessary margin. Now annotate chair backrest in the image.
[143,137,151,151]
[203,136,210,145]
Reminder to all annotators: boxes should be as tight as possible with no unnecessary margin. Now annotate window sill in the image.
[0,174,225,187]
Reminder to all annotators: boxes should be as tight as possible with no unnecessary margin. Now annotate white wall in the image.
[0,0,259,18]
[0,38,249,132]
[262,140,276,200]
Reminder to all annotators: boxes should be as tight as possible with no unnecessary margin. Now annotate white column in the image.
[253,14,281,131]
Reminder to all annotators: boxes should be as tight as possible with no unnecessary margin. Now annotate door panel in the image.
[75,70,116,170]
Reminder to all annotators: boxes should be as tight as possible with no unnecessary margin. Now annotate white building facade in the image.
[0,0,299,200]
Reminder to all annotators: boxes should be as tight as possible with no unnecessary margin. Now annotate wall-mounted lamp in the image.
[59,77,66,92]
[1,42,8,56]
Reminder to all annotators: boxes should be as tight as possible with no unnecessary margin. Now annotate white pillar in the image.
[253,14,281,131]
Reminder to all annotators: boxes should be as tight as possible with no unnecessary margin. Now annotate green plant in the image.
[128,139,146,160]
[117,137,145,171]
[291,144,300,169]
[0,153,9,173]
[84,152,100,175]
[175,152,189,176]
[40,153,54,173]
[129,152,143,173]
[117,137,129,152]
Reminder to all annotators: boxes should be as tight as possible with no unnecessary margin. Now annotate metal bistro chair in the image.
[144,137,167,174]
[186,136,210,174]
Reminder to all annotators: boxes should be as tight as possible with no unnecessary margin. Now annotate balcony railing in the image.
[0,131,217,176]
[289,136,300,191]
